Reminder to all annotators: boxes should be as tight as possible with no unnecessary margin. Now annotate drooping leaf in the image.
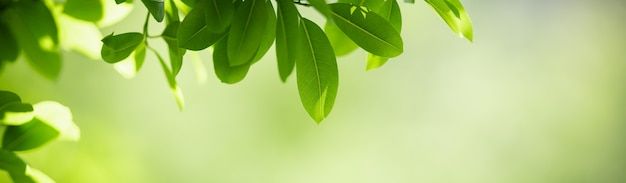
[163,21,186,76]
[2,0,61,80]
[275,0,300,82]
[153,50,185,110]
[213,37,252,84]
[177,0,226,50]
[425,0,473,41]
[205,0,235,33]
[308,0,332,18]
[58,13,103,60]
[100,32,144,63]
[0,22,19,64]
[113,41,146,78]
[0,102,34,126]
[252,0,276,62]
[227,0,267,66]
[367,0,402,70]
[324,21,358,56]
[142,0,165,22]
[63,0,104,22]
[330,3,403,58]
[0,149,54,183]
[2,118,60,151]
[164,0,180,23]
[296,18,339,123]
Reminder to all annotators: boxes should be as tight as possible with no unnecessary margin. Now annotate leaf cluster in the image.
[0,91,80,183]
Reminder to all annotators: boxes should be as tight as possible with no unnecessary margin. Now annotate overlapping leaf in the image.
[205,0,234,33]
[367,0,402,70]
[213,37,252,84]
[425,0,473,41]
[177,0,225,50]
[142,0,165,22]
[227,0,267,66]
[276,0,300,82]
[163,21,186,76]
[101,32,144,63]
[296,18,339,123]
[252,0,276,63]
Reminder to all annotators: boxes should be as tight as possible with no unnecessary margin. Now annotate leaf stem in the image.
[143,12,150,39]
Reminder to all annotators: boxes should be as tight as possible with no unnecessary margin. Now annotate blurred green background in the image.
[1,0,626,182]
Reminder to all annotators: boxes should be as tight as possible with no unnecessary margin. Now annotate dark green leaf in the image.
[163,21,186,76]
[252,0,276,63]
[164,0,180,23]
[425,0,473,41]
[205,0,234,33]
[367,0,401,70]
[2,117,60,151]
[100,32,144,63]
[275,0,300,82]
[0,102,34,126]
[308,0,332,18]
[0,149,53,183]
[0,91,21,106]
[296,18,339,123]
[142,0,165,22]
[153,49,185,110]
[63,0,104,22]
[0,22,19,64]
[213,37,252,84]
[325,21,358,56]
[227,0,267,66]
[115,0,127,4]
[330,3,403,57]
[2,0,61,80]
[177,0,226,50]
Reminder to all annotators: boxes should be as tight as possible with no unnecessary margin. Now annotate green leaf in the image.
[404,0,414,3]
[425,0,473,41]
[296,18,339,123]
[324,21,358,56]
[205,0,234,33]
[31,101,80,142]
[153,49,185,110]
[308,0,332,18]
[213,37,252,84]
[338,0,385,11]
[2,118,59,151]
[0,22,19,64]
[0,91,21,106]
[252,0,276,63]
[330,3,403,58]
[177,0,226,50]
[0,102,34,126]
[275,0,300,82]
[113,41,146,79]
[0,149,54,183]
[142,0,165,22]
[100,32,144,63]
[367,0,402,70]
[163,21,186,76]
[164,0,180,23]
[2,0,61,80]
[57,14,103,60]
[115,0,127,4]
[227,0,267,66]
[63,0,104,22]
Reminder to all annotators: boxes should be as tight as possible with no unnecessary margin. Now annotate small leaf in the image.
[227,0,267,66]
[177,0,226,50]
[0,102,34,126]
[275,0,300,82]
[425,0,473,41]
[101,32,144,63]
[296,18,339,123]
[205,0,235,33]
[113,41,146,78]
[153,50,185,110]
[0,22,19,64]
[2,0,61,80]
[115,0,127,4]
[330,3,403,58]
[213,37,252,84]
[0,91,21,106]
[367,0,402,70]
[324,21,358,56]
[252,0,276,62]
[63,0,104,22]
[2,118,60,151]
[162,21,186,76]
[142,0,165,22]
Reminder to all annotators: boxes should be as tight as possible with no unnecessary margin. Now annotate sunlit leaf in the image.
[425,0,473,41]
[2,118,59,151]
[0,150,54,183]
[367,0,402,70]
[0,22,19,64]
[324,21,358,56]
[63,0,104,22]
[296,18,339,123]
[99,0,134,27]
[113,41,146,78]
[213,37,252,84]
[142,0,165,22]
[58,14,103,60]
[177,0,225,50]
[330,3,403,58]
[252,0,276,62]
[0,102,34,126]
[2,0,61,80]
[227,0,267,66]
[275,0,300,82]
[164,0,180,23]
[338,0,385,11]
[153,50,185,110]
[101,32,144,63]
[31,101,80,142]
[308,0,332,18]
[205,0,234,33]
[162,21,186,76]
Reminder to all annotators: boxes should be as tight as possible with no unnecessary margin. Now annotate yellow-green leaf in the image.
[227,0,267,66]
[276,0,300,82]
[425,0,473,41]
